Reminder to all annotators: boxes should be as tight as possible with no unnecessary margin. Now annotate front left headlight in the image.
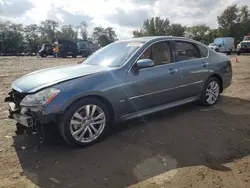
[20,88,61,106]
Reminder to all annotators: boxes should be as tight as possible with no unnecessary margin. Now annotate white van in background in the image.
[208,37,235,55]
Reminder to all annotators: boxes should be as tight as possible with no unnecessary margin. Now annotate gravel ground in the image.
[0,55,249,188]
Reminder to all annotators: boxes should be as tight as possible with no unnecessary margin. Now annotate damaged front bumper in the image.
[6,96,56,128]
[8,102,34,127]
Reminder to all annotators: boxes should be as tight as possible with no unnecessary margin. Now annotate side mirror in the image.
[136,59,154,69]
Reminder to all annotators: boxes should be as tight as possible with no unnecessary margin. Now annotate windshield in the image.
[83,41,143,67]
[78,43,86,48]
[243,36,250,40]
[214,38,224,44]
[209,43,218,46]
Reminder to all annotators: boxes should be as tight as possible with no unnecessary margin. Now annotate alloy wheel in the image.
[205,80,220,105]
[69,105,106,143]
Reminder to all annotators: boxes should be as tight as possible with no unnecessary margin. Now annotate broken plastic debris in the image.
[49,177,60,184]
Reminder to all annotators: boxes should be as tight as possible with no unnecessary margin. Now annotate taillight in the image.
[227,60,232,69]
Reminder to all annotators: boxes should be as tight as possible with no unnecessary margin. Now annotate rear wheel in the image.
[60,51,67,58]
[40,52,47,57]
[199,77,220,106]
[59,98,111,147]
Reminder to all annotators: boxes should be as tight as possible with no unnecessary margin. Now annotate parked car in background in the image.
[208,37,235,55]
[77,40,94,57]
[58,39,78,58]
[6,36,232,147]
[38,43,54,57]
[38,40,78,58]
[236,35,250,55]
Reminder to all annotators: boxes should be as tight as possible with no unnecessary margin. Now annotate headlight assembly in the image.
[20,88,61,106]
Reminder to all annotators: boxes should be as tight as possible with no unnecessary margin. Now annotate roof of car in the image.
[119,36,195,43]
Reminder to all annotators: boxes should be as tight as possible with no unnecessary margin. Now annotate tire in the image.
[199,77,221,106]
[227,50,232,55]
[58,98,111,147]
[60,52,67,58]
[40,52,47,58]
[237,51,241,55]
[72,53,77,58]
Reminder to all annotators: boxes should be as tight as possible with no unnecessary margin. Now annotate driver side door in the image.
[125,40,182,112]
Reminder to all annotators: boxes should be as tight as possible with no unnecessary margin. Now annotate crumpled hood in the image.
[12,63,110,93]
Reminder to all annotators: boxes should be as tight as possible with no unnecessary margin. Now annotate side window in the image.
[138,41,172,66]
[175,41,201,61]
[197,44,208,57]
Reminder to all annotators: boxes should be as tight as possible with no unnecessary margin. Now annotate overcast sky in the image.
[0,0,249,39]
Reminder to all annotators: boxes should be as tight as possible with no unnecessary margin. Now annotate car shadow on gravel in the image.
[12,95,250,188]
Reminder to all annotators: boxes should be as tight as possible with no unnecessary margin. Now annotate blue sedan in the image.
[6,36,232,147]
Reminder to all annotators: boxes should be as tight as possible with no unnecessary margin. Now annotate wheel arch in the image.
[63,94,115,123]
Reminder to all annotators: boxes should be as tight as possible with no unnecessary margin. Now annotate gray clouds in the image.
[106,7,152,28]
[0,0,34,18]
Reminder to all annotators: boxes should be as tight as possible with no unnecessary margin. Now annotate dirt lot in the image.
[0,55,250,188]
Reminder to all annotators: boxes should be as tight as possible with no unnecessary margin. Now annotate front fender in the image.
[42,68,128,118]
[44,90,108,115]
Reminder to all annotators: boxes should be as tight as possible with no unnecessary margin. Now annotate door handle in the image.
[201,62,209,67]
[168,68,178,74]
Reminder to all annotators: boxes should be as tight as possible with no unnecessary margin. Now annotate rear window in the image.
[197,44,208,57]
[174,41,201,61]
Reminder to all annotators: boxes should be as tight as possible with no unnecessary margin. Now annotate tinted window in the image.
[139,41,172,66]
[174,41,200,61]
[197,44,208,57]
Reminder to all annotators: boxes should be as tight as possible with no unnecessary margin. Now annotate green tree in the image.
[92,26,106,43]
[24,24,40,52]
[185,24,210,42]
[239,5,250,37]
[168,23,185,36]
[56,25,78,42]
[132,29,144,37]
[217,4,240,37]
[92,26,117,46]
[133,17,170,37]
[0,21,24,53]
[105,27,117,42]
[40,20,59,43]
[98,35,110,47]
[77,21,88,40]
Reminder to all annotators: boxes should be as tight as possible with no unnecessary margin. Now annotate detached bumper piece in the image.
[13,114,34,127]
[8,102,34,127]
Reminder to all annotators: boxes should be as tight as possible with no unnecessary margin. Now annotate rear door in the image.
[172,40,210,98]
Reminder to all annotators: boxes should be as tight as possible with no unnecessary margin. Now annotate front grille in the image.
[241,42,250,48]
[12,89,27,105]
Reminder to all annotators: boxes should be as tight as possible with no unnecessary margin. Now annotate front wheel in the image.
[199,77,220,106]
[59,98,111,147]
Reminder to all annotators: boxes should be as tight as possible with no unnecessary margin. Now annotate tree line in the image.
[0,20,117,54]
[0,4,249,54]
[133,4,250,44]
